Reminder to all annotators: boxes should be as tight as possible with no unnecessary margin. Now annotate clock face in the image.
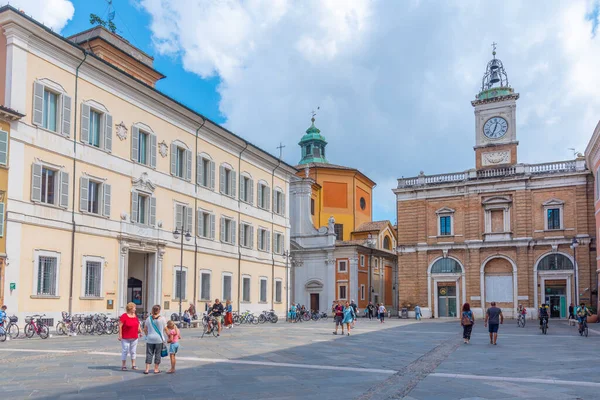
[483,117,508,139]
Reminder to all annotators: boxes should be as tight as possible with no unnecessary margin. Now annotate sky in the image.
[7,0,600,224]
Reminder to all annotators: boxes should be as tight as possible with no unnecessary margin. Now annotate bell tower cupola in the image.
[471,43,520,169]
[298,115,328,165]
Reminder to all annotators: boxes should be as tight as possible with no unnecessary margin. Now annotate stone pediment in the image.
[542,198,564,206]
[482,195,512,205]
[132,172,156,194]
[305,279,324,289]
[435,207,455,215]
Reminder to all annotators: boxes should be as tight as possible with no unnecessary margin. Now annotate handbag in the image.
[149,316,168,357]
[461,311,472,326]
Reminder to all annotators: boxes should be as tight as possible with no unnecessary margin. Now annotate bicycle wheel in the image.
[542,322,547,335]
[303,313,310,321]
[270,315,278,323]
[233,315,241,326]
[212,326,218,337]
[0,328,6,342]
[112,322,119,335]
[24,323,35,338]
[56,322,67,336]
[251,315,259,325]
[96,321,106,335]
[39,325,49,339]
[258,314,267,324]
[8,323,19,339]
[322,314,328,321]
[522,317,526,327]
[312,313,319,321]
[584,326,589,337]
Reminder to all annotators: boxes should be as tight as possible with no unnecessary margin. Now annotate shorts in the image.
[577,316,587,324]
[213,315,223,324]
[335,315,344,326]
[169,342,179,354]
[488,323,499,333]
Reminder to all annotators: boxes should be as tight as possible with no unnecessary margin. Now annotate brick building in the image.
[394,50,597,319]
[584,121,600,312]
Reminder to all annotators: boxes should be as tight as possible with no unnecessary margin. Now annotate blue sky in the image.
[9,0,600,224]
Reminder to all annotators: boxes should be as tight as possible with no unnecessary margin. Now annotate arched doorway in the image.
[533,253,574,319]
[480,256,517,317]
[428,257,465,318]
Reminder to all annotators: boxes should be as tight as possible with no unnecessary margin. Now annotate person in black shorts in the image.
[332,301,344,335]
[484,301,504,345]
[211,299,224,337]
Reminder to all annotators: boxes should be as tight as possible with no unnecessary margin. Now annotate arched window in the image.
[383,236,391,250]
[431,258,461,274]
[537,254,573,271]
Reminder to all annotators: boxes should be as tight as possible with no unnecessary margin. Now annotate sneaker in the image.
[347,333,350,336]
[333,332,337,335]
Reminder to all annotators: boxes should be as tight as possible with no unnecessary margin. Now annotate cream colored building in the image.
[0,6,296,323]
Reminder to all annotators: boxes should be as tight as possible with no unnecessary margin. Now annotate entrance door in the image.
[438,284,457,317]
[545,285,566,318]
[310,293,319,312]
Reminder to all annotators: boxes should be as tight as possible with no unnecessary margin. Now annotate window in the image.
[33,81,71,137]
[80,177,111,217]
[240,223,254,248]
[273,189,285,215]
[83,260,102,298]
[257,182,270,209]
[439,216,452,236]
[360,197,366,210]
[361,284,365,300]
[310,198,315,216]
[275,280,282,303]
[537,253,574,271]
[334,224,344,241]
[175,204,193,233]
[197,155,216,190]
[220,217,236,244]
[171,143,191,181]
[200,272,211,300]
[36,255,58,296]
[337,260,347,272]
[0,202,4,238]
[339,285,347,300]
[0,130,8,166]
[197,211,215,239]
[257,228,271,252]
[273,232,284,255]
[547,208,561,230]
[305,144,312,156]
[360,255,365,266]
[131,191,156,226]
[174,267,187,300]
[89,110,101,147]
[430,258,462,274]
[222,274,232,301]
[259,278,267,303]
[219,165,236,197]
[240,175,254,204]
[43,89,58,132]
[383,236,392,250]
[31,164,69,208]
[131,126,157,168]
[242,276,251,302]
[79,103,112,152]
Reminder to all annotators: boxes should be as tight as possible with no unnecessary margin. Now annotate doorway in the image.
[310,293,319,312]
[128,252,149,317]
[545,285,566,318]
[438,284,457,317]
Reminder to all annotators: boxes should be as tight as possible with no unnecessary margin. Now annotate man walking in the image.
[350,300,358,327]
[414,304,422,321]
[367,302,375,320]
[484,301,503,345]
[333,301,345,335]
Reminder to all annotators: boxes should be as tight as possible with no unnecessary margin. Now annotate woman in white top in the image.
[378,304,386,324]
[143,304,166,374]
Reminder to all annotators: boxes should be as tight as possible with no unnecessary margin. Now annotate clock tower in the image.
[471,45,519,169]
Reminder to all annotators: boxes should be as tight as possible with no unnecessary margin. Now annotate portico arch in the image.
[427,256,466,318]
[533,252,575,318]
[480,255,518,317]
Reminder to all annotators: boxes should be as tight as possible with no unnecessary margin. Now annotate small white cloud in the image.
[7,0,74,32]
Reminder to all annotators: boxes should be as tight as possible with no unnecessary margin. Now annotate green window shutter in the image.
[59,171,69,208]
[231,219,236,245]
[170,143,177,175]
[0,130,8,166]
[196,154,203,185]
[197,210,204,237]
[131,126,139,162]
[150,133,157,168]
[175,204,183,231]
[239,223,245,247]
[266,231,271,253]
[149,196,157,226]
[186,206,193,233]
[31,163,42,202]
[220,217,225,242]
[257,184,263,208]
[210,161,216,190]
[210,214,215,239]
[33,82,44,126]
[80,103,90,143]
[265,186,270,210]
[79,177,89,212]
[231,171,236,198]
[0,202,5,238]
[104,113,112,152]
[249,226,254,249]
[62,94,71,137]
[131,191,139,223]
[185,149,192,181]
[219,166,225,193]
[240,177,246,201]
[249,179,254,205]
[103,183,111,217]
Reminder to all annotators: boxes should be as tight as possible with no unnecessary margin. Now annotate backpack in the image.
[461,311,472,326]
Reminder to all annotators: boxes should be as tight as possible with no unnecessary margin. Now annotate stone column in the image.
[118,242,129,314]
[3,23,30,111]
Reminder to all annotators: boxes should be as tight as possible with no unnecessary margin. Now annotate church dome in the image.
[476,44,514,101]
[298,117,328,165]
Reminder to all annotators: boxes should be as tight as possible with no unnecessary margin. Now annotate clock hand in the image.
[492,122,498,136]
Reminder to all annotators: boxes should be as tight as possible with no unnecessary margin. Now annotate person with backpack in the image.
[576,302,592,332]
[460,303,474,344]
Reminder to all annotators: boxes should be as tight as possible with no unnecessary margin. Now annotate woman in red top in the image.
[119,302,142,370]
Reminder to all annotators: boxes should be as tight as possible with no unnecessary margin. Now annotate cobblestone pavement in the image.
[0,318,598,399]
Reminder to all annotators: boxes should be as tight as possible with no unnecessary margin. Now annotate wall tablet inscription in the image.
[482,150,510,166]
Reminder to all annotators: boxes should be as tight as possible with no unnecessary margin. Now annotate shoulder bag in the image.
[461,311,472,326]
[150,317,168,358]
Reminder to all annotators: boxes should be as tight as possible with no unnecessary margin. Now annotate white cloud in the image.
[140,0,600,222]
[6,0,74,32]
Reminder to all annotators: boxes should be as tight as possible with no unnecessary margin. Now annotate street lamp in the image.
[283,250,291,321]
[571,237,579,305]
[173,226,192,327]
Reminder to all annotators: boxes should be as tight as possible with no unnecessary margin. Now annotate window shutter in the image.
[196,154,203,185]
[175,204,183,231]
[231,219,236,245]
[210,161,216,190]
[240,223,245,247]
[186,206,193,233]
[185,149,192,181]
[31,163,42,202]
[131,126,139,161]
[197,210,204,236]
[249,226,254,249]
[281,193,286,215]
[249,179,254,205]
[33,82,44,126]
[0,130,8,166]
[257,184,263,208]
[0,202,4,238]
[104,113,112,152]
[266,231,271,252]
[131,191,139,223]
[103,183,111,218]
[231,171,236,198]
[220,217,225,242]
[60,171,69,209]
[79,177,89,212]
[219,166,225,193]
[240,177,246,201]
[80,103,90,143]
[210,214,216,239]
[265,186,270,210]
[149,196,157,226]
[258,229,263,250]
[150,134,157,168]
[170,144,177,175]
[62,94,71,137]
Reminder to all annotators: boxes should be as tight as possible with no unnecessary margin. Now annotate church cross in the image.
[277,142,286,159]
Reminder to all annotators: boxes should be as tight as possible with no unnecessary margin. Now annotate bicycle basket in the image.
[9,316,18,323]
[25,316,32,323]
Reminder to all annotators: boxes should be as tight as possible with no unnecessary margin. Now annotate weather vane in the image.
[491,42,497,56]
[311,106,320,122]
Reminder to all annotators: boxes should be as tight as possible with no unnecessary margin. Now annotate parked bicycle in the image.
[311,310,328,321]
[0,315,18,341]
[258,310,278,324]
[24,314,49,339]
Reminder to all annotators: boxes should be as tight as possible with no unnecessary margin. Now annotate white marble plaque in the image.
[482,150,511,166]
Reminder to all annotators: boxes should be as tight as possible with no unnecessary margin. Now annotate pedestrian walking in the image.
[350,299,358,328]
[568,303,575,320]
[460,303,474,344]
[118,302,142,371]
[378,304,386,323]
[143,304,167,374]
[333,301,345,335]
[414,304,422,321]
[484,301,504,345]
[290,303,297,322]
[367,302,374,320]
[342,301,355,336]
[211,299,225,336]
[224,300,233,329]
[165,320,181,374]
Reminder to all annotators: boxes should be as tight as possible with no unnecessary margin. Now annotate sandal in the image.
[121,367,127,371]
[131,366,138,370]
[143,371,149,375]
[154,370,161,374]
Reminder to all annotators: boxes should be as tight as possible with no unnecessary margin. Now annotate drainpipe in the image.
[192,118,206,306]
[68,50,88,315]
[270,159,282,310]
[237,143,249,313]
